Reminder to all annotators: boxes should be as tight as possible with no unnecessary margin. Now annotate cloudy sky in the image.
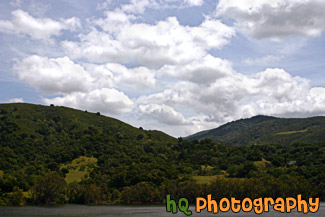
[1,0,325,137]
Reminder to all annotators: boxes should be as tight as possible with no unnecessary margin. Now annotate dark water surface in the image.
[1,203,324,217]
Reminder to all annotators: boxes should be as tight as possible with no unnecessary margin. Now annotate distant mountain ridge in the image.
[186,115,325,146]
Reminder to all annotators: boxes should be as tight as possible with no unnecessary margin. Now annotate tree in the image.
[84,184,102,204]
[133,182,160,203]
[120,187,133,204]
[111,189,120,203]
[67,182,84,204]
[31,172,67,205]
[10,186,24,205]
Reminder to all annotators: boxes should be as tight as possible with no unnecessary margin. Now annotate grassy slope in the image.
[60,156,98,184]
[0,103,175,143]
[192,175,221,184]
[253,158,271,168]
[186,115,325,146]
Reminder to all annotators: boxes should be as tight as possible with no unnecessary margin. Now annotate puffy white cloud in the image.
[94,10,133,34]
[13,55,92,94]
[61,30,123,63]
[0,9,80,42]
[310,87,325,102]
[13,55,156,95]
[158,54,235,84]
[62,16,235,67]
[80,64,115,90]
[137,82,196,109]
[251,68,310,100]
[138,103,221,136]
[12,54,157,117]
[217,0,325,39]
[84,63,156,90]
[139,104,190,125]
[108,65,156,90]
[43,88,134,115]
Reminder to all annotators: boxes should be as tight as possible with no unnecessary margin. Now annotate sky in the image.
[0,0,325,137]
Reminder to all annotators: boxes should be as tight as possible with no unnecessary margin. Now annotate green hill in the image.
[0,103,177,190]
[0,102,174,143]
[0,103,324,205]
[186,115,325,145]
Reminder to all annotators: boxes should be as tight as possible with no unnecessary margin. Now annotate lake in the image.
[1,203,324,217]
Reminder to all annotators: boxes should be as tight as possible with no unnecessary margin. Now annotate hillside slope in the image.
[0,103,324,204]
[0,103,174,143]
[0,103,176,180]
[186,115,325,145]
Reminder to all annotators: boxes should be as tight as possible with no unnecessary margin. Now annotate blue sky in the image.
[0,0,325,137]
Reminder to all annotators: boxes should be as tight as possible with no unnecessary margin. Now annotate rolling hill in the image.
[0,102,175,143]
[186,115,325,146]
[0,103,177,189]
[0,103,324,204]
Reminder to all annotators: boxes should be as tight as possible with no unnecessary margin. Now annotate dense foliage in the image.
[186,115,325,146]
[0,103,324,205]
